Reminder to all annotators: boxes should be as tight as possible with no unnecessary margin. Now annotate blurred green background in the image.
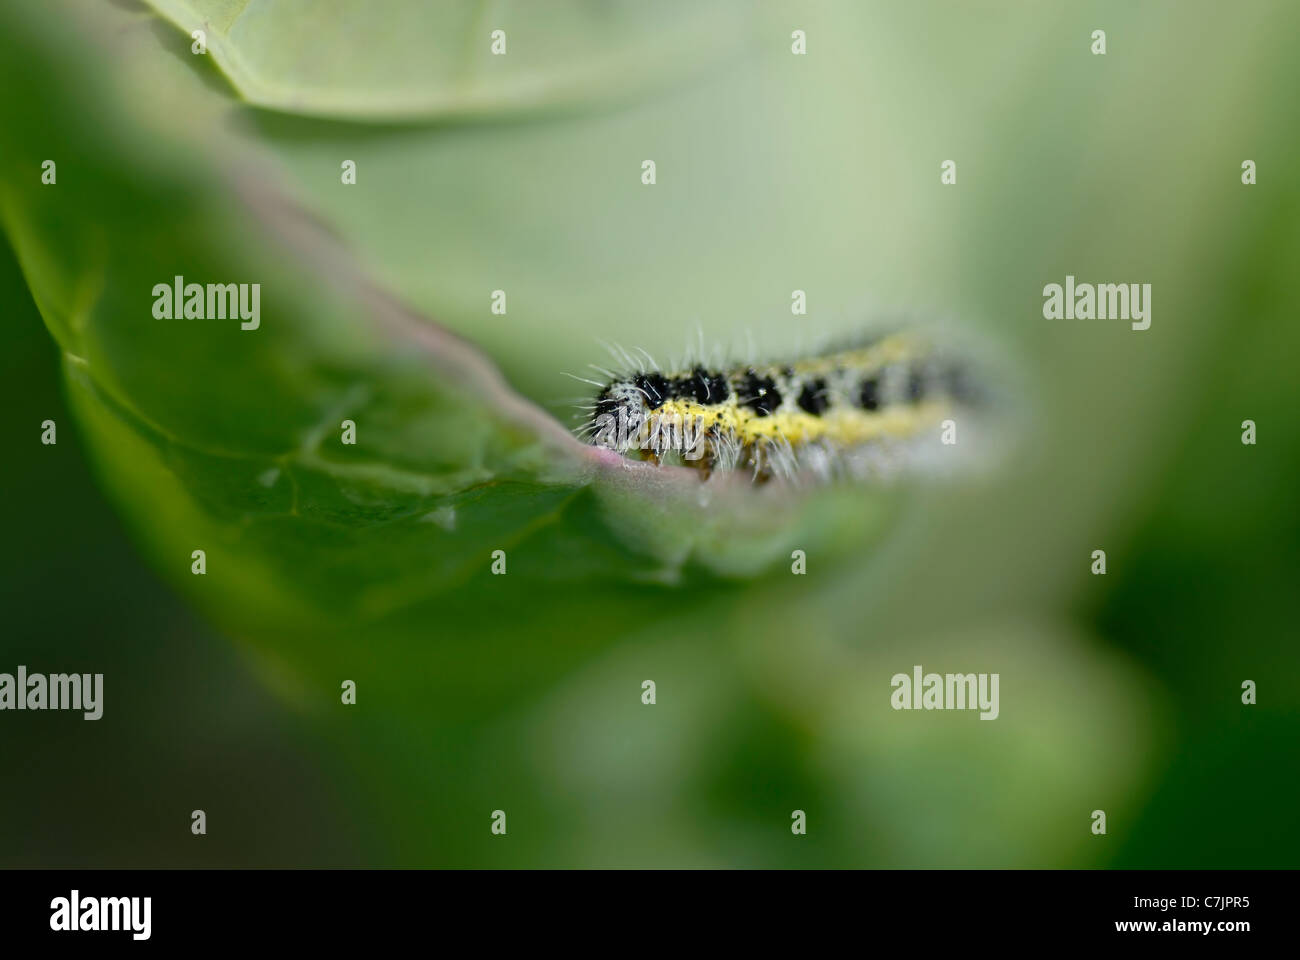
[1,0,1297,867]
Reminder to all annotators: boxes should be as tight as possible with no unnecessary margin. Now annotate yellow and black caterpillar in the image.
[578,329,994,483]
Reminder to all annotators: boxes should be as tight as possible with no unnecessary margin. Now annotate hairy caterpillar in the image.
[575,329,995,484]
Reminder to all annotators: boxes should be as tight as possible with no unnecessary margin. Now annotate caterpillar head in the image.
[590,374,667,451]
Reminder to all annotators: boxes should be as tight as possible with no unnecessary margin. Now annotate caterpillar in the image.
[575,329,996,484]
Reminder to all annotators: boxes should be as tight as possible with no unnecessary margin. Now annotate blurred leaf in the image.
[145,0,756,121]
[0,0,897,627]
[0,0,604,623]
